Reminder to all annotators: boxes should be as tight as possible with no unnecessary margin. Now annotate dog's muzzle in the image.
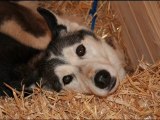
[94,70,116,90]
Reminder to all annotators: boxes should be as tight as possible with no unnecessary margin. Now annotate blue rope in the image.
[89,0,98,31]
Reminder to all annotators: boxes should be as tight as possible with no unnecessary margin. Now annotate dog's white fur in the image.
[52,34,126,96]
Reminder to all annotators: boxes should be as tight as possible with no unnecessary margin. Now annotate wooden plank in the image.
[111,2,139,67]
[111,1,160,67]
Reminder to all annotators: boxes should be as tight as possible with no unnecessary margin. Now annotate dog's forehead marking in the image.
[48,29,97,55]
[41,58,66,74]
[54,64,78,79]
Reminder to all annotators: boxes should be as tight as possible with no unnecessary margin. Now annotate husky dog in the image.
[0,2,53,96]
[0,2,126,97]
[37,8,126,97]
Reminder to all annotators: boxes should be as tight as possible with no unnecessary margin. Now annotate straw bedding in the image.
[0,1,159,119]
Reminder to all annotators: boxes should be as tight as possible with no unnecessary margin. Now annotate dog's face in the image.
[38,8,126,97]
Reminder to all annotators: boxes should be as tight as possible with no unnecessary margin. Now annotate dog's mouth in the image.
[108,78,116,91]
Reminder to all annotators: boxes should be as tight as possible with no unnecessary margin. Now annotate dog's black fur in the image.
[0,2,66,96]
[0,32,40,96]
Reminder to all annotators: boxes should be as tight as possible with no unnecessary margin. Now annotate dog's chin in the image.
[88,80,119,97]
[91,88,117,97]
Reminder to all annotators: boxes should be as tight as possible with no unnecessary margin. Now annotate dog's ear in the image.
[37,7,58,33]
[37,7,67,38]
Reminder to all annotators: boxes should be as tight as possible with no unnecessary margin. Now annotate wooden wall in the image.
[111,1,160,67]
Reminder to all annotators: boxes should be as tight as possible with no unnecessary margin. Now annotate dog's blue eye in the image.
[63,75,73,85]
[76,44,86,57]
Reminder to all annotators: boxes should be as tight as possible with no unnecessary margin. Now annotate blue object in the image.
[89,0,98,31]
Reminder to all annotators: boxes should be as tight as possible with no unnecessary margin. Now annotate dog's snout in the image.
[94,70,111,89]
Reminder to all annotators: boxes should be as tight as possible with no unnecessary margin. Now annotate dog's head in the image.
[37,7,126,97]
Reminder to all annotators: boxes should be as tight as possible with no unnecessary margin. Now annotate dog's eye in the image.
[63,75,73,85]
[76,44,86,57]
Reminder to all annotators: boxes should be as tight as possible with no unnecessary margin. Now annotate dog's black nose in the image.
[94,70,111,89]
